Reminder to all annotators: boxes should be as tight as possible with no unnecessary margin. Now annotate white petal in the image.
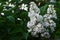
[37,23,42,27]
[28,29,32,32]
[24,7,28,11]
[33,27,38,32]
[36,14,43,22]
[27,21,34,28]
[17,18,21,20]
[9,0,11,2]
[43,32,50,38]
[0,3,2,5]
[1,13,4,16]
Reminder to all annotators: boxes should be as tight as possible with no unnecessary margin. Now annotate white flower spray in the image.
[27,1,57,38]
[27,2,43,37]
[42,4,57,38]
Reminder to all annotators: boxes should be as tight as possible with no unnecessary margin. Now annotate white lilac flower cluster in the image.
[27,2,43,37]
[27,2,57,38]
[42,4,57,38]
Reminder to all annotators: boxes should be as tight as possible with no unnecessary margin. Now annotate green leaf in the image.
[7,16,15,23]
[40,4,48,15]
[21,32,29,40]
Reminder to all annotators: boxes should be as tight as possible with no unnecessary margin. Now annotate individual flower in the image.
[9,0,11,2]
[3,8,7,11]
[17,18,21,20]
[5,2,9,5]
[43,21,50,27]
[33,27,39,32]
[8,3,15,8]
[50,27,55,32]
[52,10,57,19]
[20,4,28,11]
[28,29,32,32]
[27,21,34,28]
[41,31,50,38]
[36,14,43,22]
[0,3,1,6]
[28,11,36,18]
[20,0,23,2]
[12,10,14,13]
[1,13,4,16]
[49,19,56,27]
